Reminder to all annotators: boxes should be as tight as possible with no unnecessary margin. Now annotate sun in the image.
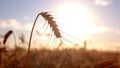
[54,2,96,39]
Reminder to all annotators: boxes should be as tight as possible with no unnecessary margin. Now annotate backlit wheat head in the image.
[40,12,61,38]
[3,30,13,45]
[28,12,62,54]
[3,30,17,49]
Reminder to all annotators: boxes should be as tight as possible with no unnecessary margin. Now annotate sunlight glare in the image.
[54,2,97,38]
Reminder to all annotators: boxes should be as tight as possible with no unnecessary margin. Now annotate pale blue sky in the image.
[0,0,120,51]
[0,0,119,28]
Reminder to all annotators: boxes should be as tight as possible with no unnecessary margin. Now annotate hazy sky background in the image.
[0,0,120,51]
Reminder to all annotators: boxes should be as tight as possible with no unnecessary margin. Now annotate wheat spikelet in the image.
[40,12,61,38]
[3,30,13,45]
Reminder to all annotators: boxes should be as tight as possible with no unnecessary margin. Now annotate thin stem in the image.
[28,13,40,55]
[26,13,40,68]
[13,32,17,49]
[13,32,17,58]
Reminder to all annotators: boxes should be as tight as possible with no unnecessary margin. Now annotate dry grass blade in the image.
[3,30,13,45]
[40,12,62,38]
[19,33,25,43]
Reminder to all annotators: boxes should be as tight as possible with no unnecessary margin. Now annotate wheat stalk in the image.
[1,30,17,66]
[0,30,13,66]
[27,12,63,68]
[28,12,62,54]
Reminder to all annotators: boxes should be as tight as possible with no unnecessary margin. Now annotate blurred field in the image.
[0,12,120,68]
[1,47,120,68]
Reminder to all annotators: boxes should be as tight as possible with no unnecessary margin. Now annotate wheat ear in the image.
[3,30,16,47]
[3,30,13,45]
[28,12,62,54]
[40,12,61,38]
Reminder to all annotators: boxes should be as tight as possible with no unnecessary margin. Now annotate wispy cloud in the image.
[93,0,111,6]
[0,19,113,34]
[0,19,32,31]
[0,18,118,36]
